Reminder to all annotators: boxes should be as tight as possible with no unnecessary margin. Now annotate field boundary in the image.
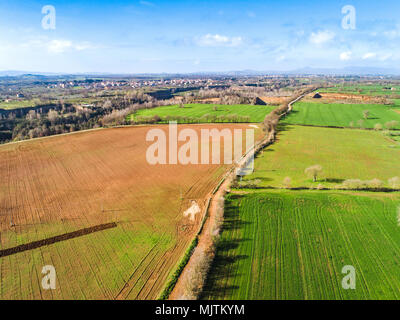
[167,88,316,300]
[157,197,212,300]
[0,222,117,258]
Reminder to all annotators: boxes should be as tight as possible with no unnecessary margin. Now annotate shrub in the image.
[342,179,365,189]
[367,178,383,189]
[283,177,292,188]
[305,165,323,182]
[389,177,400,189]
[385,120,399,129]
[398,206,400,227]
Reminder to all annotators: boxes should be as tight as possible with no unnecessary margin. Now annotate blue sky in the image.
[1,0,400,73]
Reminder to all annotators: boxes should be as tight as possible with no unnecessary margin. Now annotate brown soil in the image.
[0,124,261,300]
[304,92,387,104]
[259,96,290,105]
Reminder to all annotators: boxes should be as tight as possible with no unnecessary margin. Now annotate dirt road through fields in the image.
[169,92,309,300]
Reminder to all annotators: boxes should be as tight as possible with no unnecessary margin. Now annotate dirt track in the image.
[169,92,309,300]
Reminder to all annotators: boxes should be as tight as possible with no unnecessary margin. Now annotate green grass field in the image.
[242,125,400,188]
[320,85,400,96]
[284,102,400,129]
[0,99,38,110]
[202,190,400,300]
[128,103,275,123]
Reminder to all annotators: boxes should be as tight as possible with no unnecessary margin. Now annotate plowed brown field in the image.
[0,124,261,299]
[304,92,386,104]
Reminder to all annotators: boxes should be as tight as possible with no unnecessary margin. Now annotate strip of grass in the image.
[128,104,275,123]
[242,126,400,188]
[0,99,38,110]
[158,237,198,300]
[284,102,400,129]
[202,190,400,300]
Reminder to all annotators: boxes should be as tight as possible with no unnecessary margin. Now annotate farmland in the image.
[128,103,275,123]
[203,190,400,300]
[202,84,400,300]
[0,99,40,110]
[240,125,400,188]
[284,102,400,129]
[319,85,400,96]
[0,124,262,299]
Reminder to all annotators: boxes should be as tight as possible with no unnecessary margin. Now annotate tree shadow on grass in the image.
[200,251,249,299]
[277,123,295,132]
[200,197,253,299]
[324,178,345,183]
[222,211,252,231]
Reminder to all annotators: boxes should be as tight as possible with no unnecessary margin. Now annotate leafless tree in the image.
[283,177,292,188]
[389,177,400,189]
[305,165,323,182]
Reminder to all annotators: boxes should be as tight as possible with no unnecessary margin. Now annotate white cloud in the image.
[309,30,335,45]
[383,25,400,39]
[196,34,243,47]
[139,1,156,7]
[22,39,95,54]
[362,52,377,60]
[379,53,393,61]
[340,51,352,61]
[47,40,73,53]
[276,55,286,62]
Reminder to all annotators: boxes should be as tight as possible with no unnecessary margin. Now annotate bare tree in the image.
[283,177,292,188]
[305,165,323,182]
[368,178,383,189]
[389,177,400,189]
[47,109,59,123]
[385,120,399,129]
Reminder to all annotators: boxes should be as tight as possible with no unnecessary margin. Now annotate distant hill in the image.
[1,66,400,78]
[287,66,400,76]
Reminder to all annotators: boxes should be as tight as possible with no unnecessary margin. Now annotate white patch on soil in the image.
[184,201,201,221]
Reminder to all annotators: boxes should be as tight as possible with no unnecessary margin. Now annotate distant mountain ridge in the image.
[0,66,400,78]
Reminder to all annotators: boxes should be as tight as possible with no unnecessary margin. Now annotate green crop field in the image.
[284,102,400,129]
[128,103,274,123]
[241,125,400,188]
[202,190,400,300]
[320,85,400,96]
[0,99,38,110]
